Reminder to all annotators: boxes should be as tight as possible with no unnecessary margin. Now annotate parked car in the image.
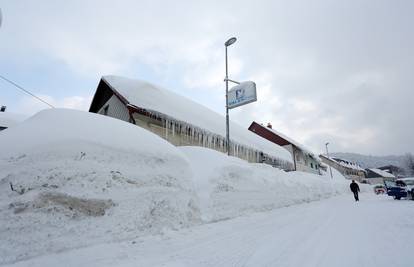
[385,178,414,200]
[373,184,386,194]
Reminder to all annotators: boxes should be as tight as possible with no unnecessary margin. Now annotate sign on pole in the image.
[228,81,257,109]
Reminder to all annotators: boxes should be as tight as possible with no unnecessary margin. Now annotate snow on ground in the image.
[0,109,360,265]
[5,193,414,267]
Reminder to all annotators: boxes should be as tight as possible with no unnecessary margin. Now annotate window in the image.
[310,162,314,169]
[103,105,109,115]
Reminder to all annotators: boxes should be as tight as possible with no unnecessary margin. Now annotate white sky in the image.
[1,0,413,156]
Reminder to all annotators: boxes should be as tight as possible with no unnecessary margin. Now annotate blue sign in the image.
[228,81,257,109]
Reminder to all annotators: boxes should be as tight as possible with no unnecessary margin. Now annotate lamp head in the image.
[225,37,237,47]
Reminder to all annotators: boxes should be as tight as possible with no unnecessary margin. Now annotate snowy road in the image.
[6,193,414,267]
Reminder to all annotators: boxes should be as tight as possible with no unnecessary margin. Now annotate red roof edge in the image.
[248,121,292,146]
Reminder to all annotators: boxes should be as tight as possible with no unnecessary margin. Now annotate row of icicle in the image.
[138,110,293,170]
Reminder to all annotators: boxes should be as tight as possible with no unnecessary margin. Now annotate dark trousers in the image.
[353,191,359,201]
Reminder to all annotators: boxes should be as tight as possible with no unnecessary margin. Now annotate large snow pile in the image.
[0,112,28,128]
[0,108,355,265]
[0,109,200,264]
[180,146,350,222]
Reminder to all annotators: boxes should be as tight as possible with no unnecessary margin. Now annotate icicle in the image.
[172,122,175,137]
[164,119,168,139]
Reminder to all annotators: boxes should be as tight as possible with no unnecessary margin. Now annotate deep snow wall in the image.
[180,146,351,222]
[0,109,358,264]
[0,109,200,264]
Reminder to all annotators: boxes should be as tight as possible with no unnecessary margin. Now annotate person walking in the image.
[350,180,360,201]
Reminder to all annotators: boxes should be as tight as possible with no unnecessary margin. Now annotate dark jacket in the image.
[350,182,360,193]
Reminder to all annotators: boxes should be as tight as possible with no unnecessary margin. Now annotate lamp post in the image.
[325,142,333,179]
[225,37,237,156]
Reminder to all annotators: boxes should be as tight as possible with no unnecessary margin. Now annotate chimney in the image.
[0,106,6,112]
[267,122,272,129]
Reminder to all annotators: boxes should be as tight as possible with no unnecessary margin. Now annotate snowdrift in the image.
[180,146,349,222]
[0,108,351,264]
[0,111,28,129]
[0,109,200,264]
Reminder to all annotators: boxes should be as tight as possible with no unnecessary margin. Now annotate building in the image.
[378,165,405,178]
[89,75,293,170]
[319,155,366,181]
[364,168,396,184]
[248,121,322,174]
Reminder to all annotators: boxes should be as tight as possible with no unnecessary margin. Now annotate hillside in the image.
[329,152,406,169]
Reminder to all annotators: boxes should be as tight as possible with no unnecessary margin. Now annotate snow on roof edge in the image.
[320,155,365,171]
[369,168,395,178]
[258,123,319,161]
[101,75,293,163]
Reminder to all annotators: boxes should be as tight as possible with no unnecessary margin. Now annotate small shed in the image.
[365,168,395,184]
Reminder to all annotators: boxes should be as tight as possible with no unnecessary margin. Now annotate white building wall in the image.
[320,157,365,181]
[283,144,320,174]
[98,95,130,121]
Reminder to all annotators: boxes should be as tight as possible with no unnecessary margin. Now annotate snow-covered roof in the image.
[369,168,395,178]
[0,112,28,129]
[336,160,365,171]
[102,75,293,163]
[320,155,365,171]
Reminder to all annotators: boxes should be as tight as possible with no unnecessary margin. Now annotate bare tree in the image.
[403,153,414,176]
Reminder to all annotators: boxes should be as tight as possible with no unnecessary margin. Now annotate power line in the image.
[0,75,55,108]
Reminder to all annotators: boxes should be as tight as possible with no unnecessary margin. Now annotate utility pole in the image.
[224,37,237,156]
[325,142,333,179]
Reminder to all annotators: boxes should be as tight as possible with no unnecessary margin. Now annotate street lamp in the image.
[225,37,237,156]
[325,142,333,179]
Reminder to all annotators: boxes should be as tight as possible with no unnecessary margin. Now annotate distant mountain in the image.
[328,152,406,169]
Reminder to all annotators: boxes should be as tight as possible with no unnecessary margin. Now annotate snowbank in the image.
[0,109,356,265]
[0,112,28,129]
[180,146,350,222]
[0,109,200,264]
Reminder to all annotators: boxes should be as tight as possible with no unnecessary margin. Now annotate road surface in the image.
[6,193,414,267]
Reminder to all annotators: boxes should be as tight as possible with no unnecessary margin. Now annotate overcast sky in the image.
[1,0,413,156]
